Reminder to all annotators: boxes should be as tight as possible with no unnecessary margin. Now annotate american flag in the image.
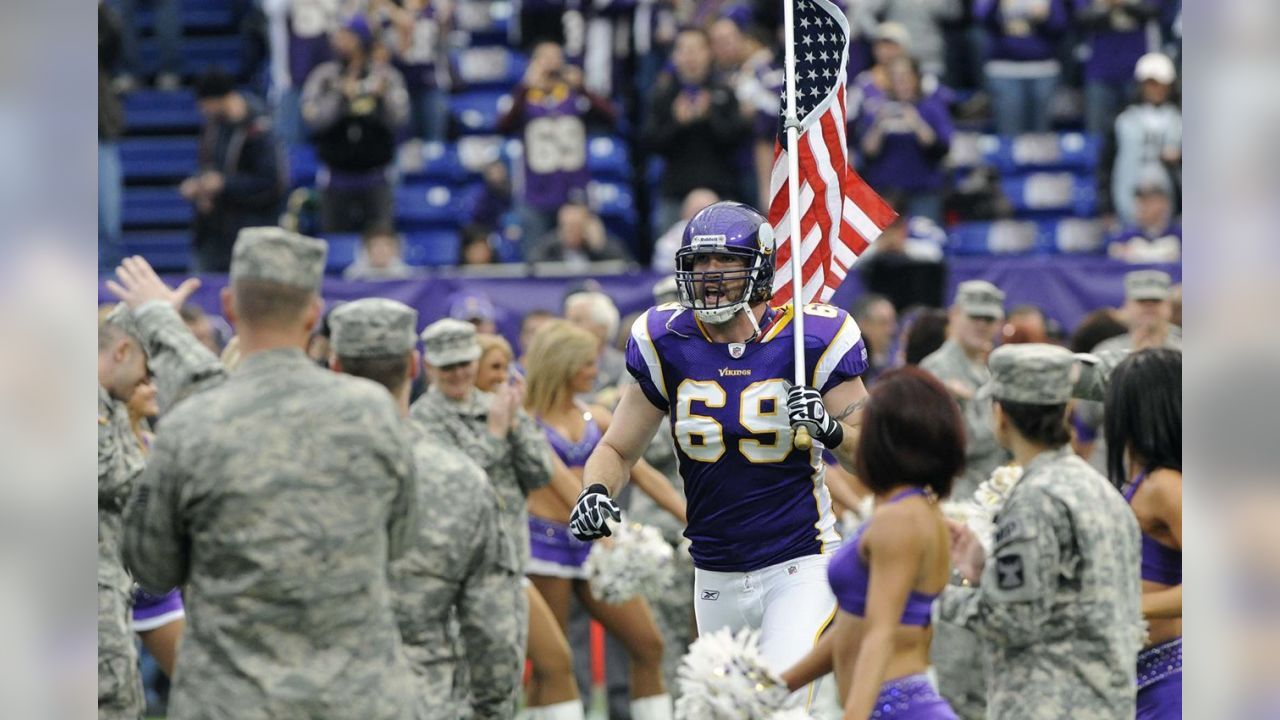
[767,0,896,307]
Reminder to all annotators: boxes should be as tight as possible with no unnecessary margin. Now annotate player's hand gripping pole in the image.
[781,0,811,451]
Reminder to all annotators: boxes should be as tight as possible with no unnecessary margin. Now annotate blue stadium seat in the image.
[119,137,198,182]
[395,184,466,229]
[1044,217,1105,254]
[288,144,318,188]
[140,36,241,76]
[123,187,192,228]
[586,136,631,182]
[322,234,360,273]
[588,181,637,242]
[133,0,236,33]
[120,231,191,272]
[1001,172,1098,217]
[403,142,466,184]
[986,133,1100,174]
[404,230,461,266]
[946,220,1040,256]
[452,46,528,91]
[454,0,512,45]
[124,90,201,133]
[449,91,508,135]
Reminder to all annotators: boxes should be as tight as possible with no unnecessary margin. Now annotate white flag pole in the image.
[781,0,812,450]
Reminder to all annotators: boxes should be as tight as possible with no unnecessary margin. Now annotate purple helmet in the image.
[674,201,776,323]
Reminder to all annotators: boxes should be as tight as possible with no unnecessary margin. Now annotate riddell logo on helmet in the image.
[690,234,728,252]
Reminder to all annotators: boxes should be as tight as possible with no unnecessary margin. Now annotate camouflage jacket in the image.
[920,340,1010,498]
[123,347,421,720]
[937,446,1145,720]
[410,386,552,574]
[394,422,523,719]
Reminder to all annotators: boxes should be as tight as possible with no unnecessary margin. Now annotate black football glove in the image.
[786,384,844,447]
[569,483,622,541]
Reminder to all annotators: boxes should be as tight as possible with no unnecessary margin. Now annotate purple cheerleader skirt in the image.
[527,515,592,580]
[870,674,958,719]
[1136,638,1181,720]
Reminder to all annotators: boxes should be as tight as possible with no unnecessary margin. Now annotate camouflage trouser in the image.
[650,552,696,699]
[930,619,988,720]
[98,583,144,720]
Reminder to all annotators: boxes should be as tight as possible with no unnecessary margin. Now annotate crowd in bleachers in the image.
[98,0,1182,276]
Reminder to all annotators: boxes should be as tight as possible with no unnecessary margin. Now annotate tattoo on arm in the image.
[834,398,867,422]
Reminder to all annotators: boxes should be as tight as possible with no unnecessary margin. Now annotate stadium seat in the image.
[140,36,241,77]
[120,231,191,272]
[453,0,513,45]
[948,132,1100,175]
[402,139,507,184]
[124,90,201,133]
[586,136,631,182]
[453,46,528,91]
[288,144,318,188]
[123,187,192,228]
[1001,172,1098,217]
[588,181,637,242]
[947,220,1040,256]
[404,230,462,266]
[395,184,466,229]
[120,137,199,182]
[448,91,509,135]
[1047,217,1105,254]
[133,0,236,33]
[322,233,360,273]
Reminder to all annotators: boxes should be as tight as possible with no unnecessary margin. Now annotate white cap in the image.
[1134,53,1176,85]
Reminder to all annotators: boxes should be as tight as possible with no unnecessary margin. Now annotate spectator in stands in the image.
[181,70,286,273]
[179,304,224,354]
[343,226,418,279]
[851,293,899,386]
[857,57,953,222]
[650,188,720,273]
[900,307,950,366]
[113,0,184,92]
[99,2,126,272]
[498,41,617,257]
[528,202,631,267]
[643,27,750,233]
[1106,170,1181,262]
[375,0,453,142]
[850,23,950,127]
[302,14,409,234]
[866,0,963,79]
[563,291,628,393]
[459,225,500,267]
[264,0,340,146]
[709,15,749,78]
[1002,304,1050,344]
[464,161,516,236]
[1100,52,1181,228]
[449,291,500,335]
[709,14,765,203]
[1074,0,1166,136]
[975,0,1069,136]
[857,209,948,311]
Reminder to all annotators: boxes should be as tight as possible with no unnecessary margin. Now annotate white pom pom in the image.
[674,628,788,720]
[768,708,818,720]
[585,520,676,605]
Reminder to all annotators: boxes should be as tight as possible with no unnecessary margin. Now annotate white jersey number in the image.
[524,115,587,175]
[674,379,793,464]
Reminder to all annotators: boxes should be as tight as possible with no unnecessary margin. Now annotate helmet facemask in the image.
[675,243,766,325]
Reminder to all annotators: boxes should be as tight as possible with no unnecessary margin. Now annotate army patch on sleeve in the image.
[995,554,1025,590]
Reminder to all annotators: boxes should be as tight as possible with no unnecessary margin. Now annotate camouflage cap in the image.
[980,343,1080,405]
[229,227,328,291]
[652,275,678,305]
[421,318,481,367]
[1124,269,1172,302]
[101,302,142,343]
[953,280,1006,319]
[330,298,419,358]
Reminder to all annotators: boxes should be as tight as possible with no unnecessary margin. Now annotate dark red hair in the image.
[855,367,966,499]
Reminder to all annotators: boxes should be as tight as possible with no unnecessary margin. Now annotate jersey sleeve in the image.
[809,307,870,394]
[625,310,670,412]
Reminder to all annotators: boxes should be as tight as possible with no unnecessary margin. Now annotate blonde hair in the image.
[523,319,600,417]
[477,333,514,365]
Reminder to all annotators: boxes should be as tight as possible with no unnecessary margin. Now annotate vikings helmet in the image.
[674,202,776,324]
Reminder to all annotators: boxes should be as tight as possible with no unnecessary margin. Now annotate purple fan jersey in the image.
[625,303,868,572]
[516,90,592,211]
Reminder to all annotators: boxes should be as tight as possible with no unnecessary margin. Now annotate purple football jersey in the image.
[516,90,592,211]
[625,303,868,572]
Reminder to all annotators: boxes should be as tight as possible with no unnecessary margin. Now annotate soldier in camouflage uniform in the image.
[123,228,422,719]
[330,299,523,719]
[410,320,553,628]
[940,344,1144,720]
[918,280,1010,719]
[98,259,224,719]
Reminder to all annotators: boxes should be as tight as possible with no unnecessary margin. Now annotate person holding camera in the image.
[857,57,953,222]
[301,13,409,233]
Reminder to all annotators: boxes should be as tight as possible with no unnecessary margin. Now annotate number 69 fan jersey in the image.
[625,302,869,572]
